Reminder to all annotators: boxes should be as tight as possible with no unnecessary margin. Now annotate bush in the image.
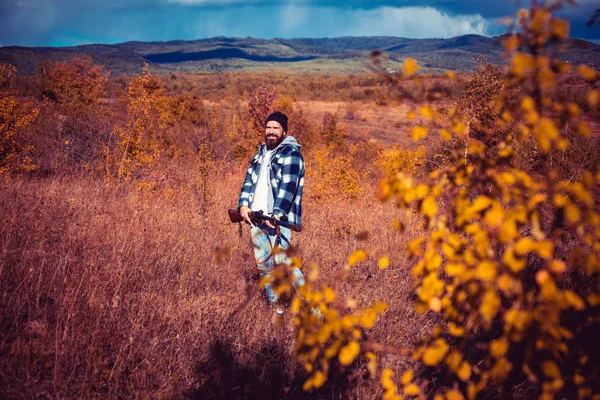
[0,64,38,174]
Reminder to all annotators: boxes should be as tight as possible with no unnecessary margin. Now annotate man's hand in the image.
[240,206,252,225]
[266,214,280,229]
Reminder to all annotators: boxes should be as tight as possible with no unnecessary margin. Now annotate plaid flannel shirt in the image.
[238,137,305,226]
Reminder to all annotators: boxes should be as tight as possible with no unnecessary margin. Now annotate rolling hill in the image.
[1,35,599,76]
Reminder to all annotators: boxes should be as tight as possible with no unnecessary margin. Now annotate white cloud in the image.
[344,6,493,38]
[264,5,495,39]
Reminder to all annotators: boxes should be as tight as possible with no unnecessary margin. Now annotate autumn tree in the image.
[38,56,108,108]
[321,112,346,146]
[0,64,38,174]
[110,63,161,179]
[375,5,600,399]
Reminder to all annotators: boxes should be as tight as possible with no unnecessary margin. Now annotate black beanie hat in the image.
[265,111,288,133]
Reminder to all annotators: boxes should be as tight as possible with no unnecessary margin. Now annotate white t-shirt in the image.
[251,150,274,213]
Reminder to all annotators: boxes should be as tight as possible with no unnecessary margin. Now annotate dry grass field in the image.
[0,165,429,399]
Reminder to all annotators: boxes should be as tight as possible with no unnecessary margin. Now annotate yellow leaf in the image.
[564,290,585,310]
[531,8,550,31]
[484,203,504,228]
[422,338,449,366]
[360,309,378,328]
[503,247,526,272]
[403,57,419,77]
[303,370,326,391]
[415,184,429,199]
[366,352,378,379]
[541,360,560,379]
[440,128,451,141]
[490,338,509,358]
[526,110,539,124]
[499,219,519,243]
[521,96,535,111]
[491,358,512,380]
[291,297,301,313]
[378,256,390,269]
[408,237,425,256]
[511,52,534,76]
[400,369,414,385]
[533,241,554,260]
[480,291,501,324]
[504,34,519,51]
[588,293,600,307]
[476,261,497,281]
[377,179,391,200]
[448,322,465,337]
[444,71,456,79]
[514,237,535,255]
[429,297,442,312]
[550,18,569,40]
[404,384,420,396]
[578,122,591,137]
[421,196,438,218]
[533,118,559,153]
[577,65,598,81]
[323,287,336,303]
[445,263,465,277]
[446,389,465,400]
[549,260,566,274]
[574,373,585,386]
[457,361,472,381]
[375,301,390,312]
[392,220,405,232]
[564,203,581,224]
[381,368,397,392]
[421,105,435,119]
[338,341,360,366]
[445,351,462,370]
[348,250,368,266]
[471,196,492,213]
[588,89,599,109]
[411,126,428,142]
[453,121,468,136]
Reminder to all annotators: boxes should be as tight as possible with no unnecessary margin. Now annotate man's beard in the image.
[266,135,281,149]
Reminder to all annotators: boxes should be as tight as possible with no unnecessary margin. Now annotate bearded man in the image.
[238,111,306,316]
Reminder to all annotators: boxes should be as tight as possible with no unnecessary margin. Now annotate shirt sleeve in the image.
[272,146,304,218]
[238,157,258,208]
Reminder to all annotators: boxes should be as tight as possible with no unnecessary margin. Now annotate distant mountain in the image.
[1,35,599,76]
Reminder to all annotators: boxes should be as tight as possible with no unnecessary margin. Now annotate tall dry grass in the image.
[0,161,427,398]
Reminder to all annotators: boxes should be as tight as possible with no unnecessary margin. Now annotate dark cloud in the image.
[0,0,598,47]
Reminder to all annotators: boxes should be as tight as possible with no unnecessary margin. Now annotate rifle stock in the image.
[228,208,302,232]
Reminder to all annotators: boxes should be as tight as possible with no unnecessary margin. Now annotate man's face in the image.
[265,120,285,150]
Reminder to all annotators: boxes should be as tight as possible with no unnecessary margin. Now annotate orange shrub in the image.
[38,56,108,108]
[0,64,38,174]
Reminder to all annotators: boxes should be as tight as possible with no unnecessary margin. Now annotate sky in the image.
[1,0,599,47]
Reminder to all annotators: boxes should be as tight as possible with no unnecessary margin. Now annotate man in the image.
[238,111,306,316]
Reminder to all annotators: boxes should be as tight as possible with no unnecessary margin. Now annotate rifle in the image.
[228,208,302,232]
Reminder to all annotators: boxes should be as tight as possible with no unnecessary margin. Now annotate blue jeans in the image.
[251,222,305,303]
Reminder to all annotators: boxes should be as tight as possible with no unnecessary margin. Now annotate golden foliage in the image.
[374,145,425,179]
[292,266,389,391]
[38,56,108,108]
[110,63,162,179]
[0,64,38,174]
[307,145,364,202]
[374,4,600,399]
